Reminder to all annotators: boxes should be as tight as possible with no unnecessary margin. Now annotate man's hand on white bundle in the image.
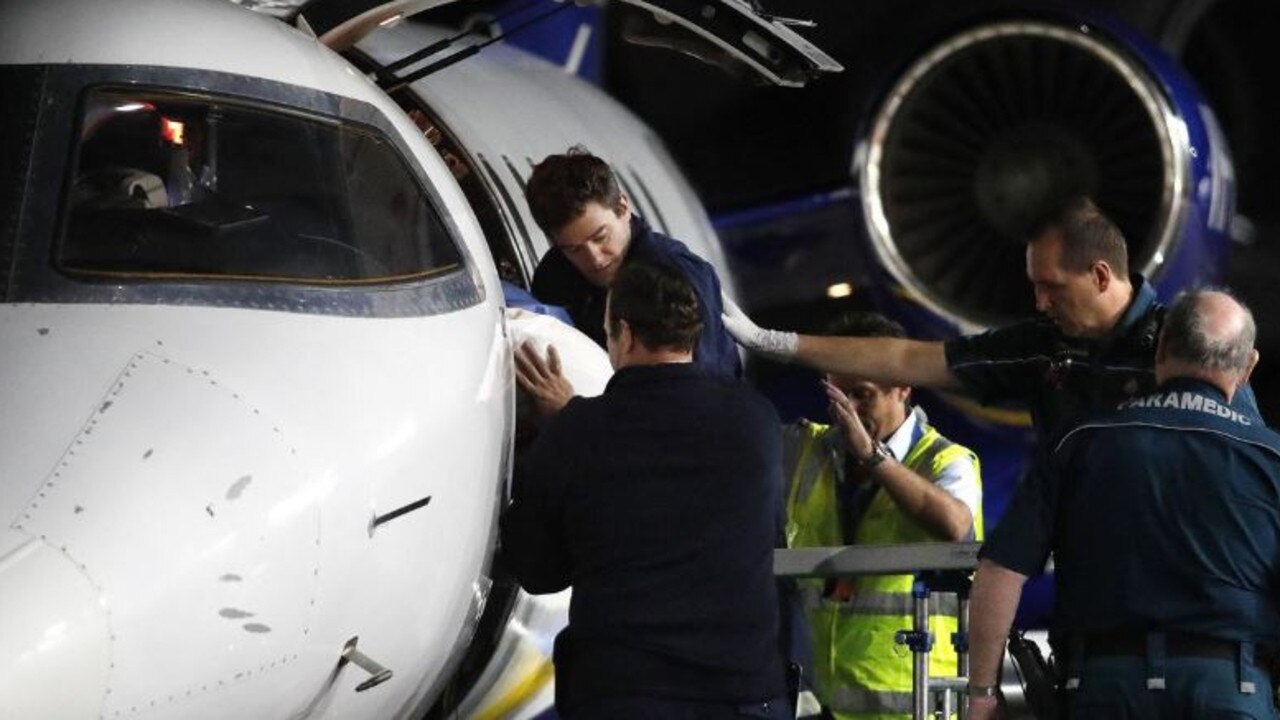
[515,341,575,424]
[720,293,798,361]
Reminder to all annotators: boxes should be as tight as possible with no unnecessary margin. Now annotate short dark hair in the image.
[1162,288,1256,373]
[526,146,625,237]
[607,261,702,353]
[1030,196,1129,276]
[821,311,906,340]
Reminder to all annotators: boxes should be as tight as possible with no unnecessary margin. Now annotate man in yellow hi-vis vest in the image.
[784,312,983,719]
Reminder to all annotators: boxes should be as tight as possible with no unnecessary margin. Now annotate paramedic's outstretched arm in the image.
[967,559,1028,720]
[721,294,959,390]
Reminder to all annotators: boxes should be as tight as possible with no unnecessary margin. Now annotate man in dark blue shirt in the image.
[526,147,741,380]
[965,289,1280,719]
[501,261,789,719]
[723,196,1257,445]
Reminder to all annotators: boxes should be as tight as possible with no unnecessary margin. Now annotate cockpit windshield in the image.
[60,88,463,284]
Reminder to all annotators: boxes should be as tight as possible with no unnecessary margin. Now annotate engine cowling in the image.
[858,16,1234,331]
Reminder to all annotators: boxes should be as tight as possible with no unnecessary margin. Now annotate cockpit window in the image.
[59,88,463,284]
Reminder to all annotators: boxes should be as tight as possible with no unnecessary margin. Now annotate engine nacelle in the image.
[858,14,1234,333]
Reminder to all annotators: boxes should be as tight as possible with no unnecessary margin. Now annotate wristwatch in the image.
[966,684,999,698]
[857,441,891,469]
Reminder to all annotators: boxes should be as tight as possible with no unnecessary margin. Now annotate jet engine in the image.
[857,14,1234,333]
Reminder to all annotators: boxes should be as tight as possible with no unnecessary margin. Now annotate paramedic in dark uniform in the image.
[965,289,1280,719]
[723,196,1259,445]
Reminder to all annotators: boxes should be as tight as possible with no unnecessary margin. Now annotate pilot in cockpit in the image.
[74,100,212,214]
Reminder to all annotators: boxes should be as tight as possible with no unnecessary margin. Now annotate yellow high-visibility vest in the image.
[784,411,983,720]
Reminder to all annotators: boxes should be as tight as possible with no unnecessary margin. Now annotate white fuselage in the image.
[0,1,514,717]
[0,298,511,719]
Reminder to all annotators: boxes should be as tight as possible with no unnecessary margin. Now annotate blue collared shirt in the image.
[944,276,1165,446]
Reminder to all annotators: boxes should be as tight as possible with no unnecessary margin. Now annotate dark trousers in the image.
[1068,656,1277,719]
[564,695,793,720]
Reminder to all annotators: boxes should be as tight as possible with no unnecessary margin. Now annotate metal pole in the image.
[913,579,931,720]
[957,590,970,719]
[932,678,968,718]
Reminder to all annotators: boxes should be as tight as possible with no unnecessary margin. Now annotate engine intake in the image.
[860,20,1189,329]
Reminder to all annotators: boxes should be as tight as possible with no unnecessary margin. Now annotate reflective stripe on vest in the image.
[796,586,960,616]
[787,421,837,507]
[784,422,844,550]
[840,591,960,617]
[827,686,914,714]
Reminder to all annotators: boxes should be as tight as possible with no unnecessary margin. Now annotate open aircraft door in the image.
[283,0,841,87]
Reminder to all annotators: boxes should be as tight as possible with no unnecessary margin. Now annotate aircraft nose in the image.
[0,530,111,719]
